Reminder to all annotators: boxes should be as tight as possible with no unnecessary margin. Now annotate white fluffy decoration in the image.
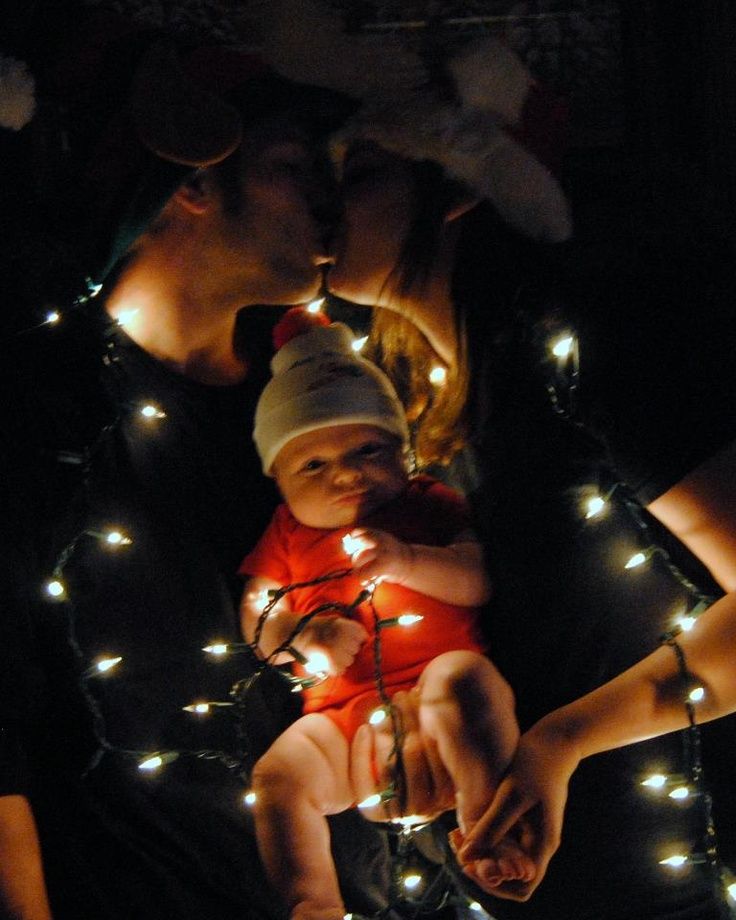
[448,37,532,126]
[338,69,573,244]
[0,55,36,131]
[241,2,572,241]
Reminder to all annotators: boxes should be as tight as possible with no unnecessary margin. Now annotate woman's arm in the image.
[648,438,736,592]
[0,795,53,919]
[456,586,736,899]
[349,528,492,606]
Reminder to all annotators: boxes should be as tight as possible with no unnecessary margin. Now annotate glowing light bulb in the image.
[351,336,368,352]
[304,652,329,676]
[183,703,211,714]
[403,874,422,890]
[624,552,647,570]
[642,774,667,789]
[669,786,690,800]
[203,643,228,655]
[659,854,688,868]
[46,579,65,598]
[369,708,387,726]
[244,791,257,806]
[429,365,447,386]
[342,533,368,557]
[727,882,736,900]
[140,403,166,420]
[397,613,423,626]
[95,656,122,673]
[306,298,324,314]
[678,616,696,632]
[469,903,484,913]
[45,310,60,324]
[116,308,139,327]
[552,335,574,358]
[105,529,132,546]
[358,793,382,809]
[585,496,605,519]
[138,751,177,772]
[391,814,425,829]
[688,686,705,703]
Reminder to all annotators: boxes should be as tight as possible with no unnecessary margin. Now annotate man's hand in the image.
[348,528,416,586]
[350,687,456,823]
[296,615,368,675]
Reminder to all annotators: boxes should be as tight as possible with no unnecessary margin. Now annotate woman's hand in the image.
[455,717,583,901]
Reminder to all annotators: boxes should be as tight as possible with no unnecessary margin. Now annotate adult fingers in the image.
[457,781,532,861]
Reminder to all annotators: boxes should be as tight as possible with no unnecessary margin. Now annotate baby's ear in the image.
[444,196,481,223]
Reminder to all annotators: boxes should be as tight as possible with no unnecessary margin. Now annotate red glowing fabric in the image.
[240,475,485,739]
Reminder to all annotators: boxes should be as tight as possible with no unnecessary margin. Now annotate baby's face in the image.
[272,424,407,529]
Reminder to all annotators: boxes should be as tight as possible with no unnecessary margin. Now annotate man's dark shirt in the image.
[0,306,392,919]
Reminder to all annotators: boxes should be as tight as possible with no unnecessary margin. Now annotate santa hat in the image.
[335,37,572,243]
[254,308,410,474]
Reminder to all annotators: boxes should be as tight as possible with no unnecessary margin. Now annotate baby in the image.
[239,310,533,920]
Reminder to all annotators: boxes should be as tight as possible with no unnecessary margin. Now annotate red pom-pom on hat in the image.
[272,306,331,351]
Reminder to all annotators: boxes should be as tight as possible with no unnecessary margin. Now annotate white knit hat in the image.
[254,320,410,474]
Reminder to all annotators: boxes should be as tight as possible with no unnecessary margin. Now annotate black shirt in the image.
[0,306,392,919]
[443,246,736,919]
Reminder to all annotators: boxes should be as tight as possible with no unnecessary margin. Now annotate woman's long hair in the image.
[368,159,546,470]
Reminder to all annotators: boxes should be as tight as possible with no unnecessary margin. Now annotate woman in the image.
[326,43,736,920]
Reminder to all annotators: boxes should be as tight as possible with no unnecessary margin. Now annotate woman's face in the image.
[327,143,413,306]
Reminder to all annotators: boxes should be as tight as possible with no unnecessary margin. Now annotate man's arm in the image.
[0,795,52,920]
[350,528,492,606]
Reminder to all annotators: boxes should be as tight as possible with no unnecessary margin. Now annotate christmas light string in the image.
[544,321,735,915]
[29,295,736,915]
[244,565,477,916]
[35,297,470,915]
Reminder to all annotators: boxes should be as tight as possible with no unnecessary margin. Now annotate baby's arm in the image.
[240,575,367,673]
[349,528,491,607]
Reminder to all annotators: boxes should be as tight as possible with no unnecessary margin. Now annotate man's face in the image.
[272,424,408,530]
[213,117,338,305]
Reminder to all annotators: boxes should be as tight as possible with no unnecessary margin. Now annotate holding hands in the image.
[455,717,582,900]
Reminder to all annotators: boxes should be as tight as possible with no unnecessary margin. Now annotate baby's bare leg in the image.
[251,713,354,920]
[417,651,534,886]
[418,650,518,831]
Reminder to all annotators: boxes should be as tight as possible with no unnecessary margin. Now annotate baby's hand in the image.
[347,528,415,586]
[297,615,368,675]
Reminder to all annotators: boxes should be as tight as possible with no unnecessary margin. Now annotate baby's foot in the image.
[448,828,535,892]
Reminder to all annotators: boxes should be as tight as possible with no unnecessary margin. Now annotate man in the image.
[0,21,392,920]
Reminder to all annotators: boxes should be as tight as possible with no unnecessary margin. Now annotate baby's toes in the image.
[469,857,506,890]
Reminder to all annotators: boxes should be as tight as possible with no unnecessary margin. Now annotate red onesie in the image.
[239,475,486,740]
